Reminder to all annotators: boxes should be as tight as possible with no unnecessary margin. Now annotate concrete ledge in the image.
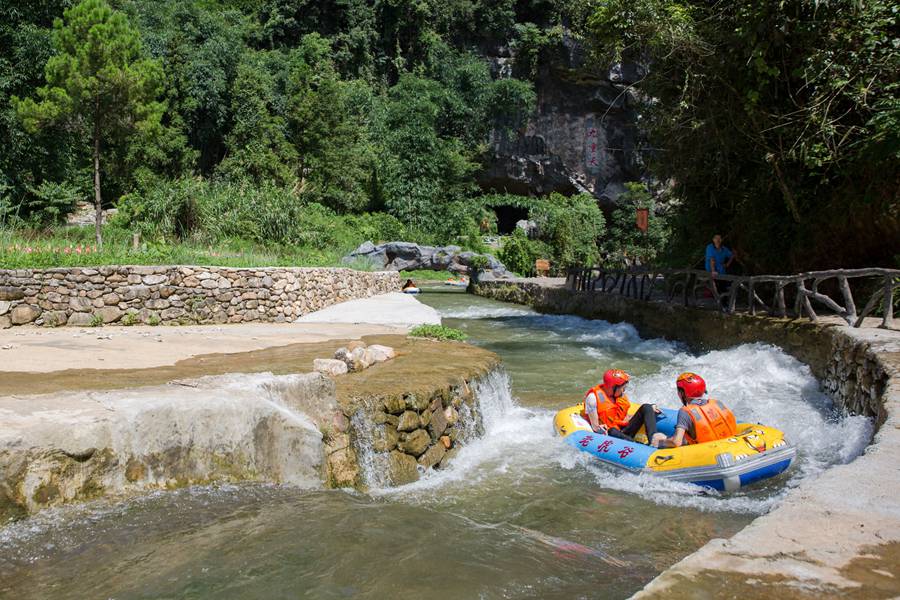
[296,292,441,327]
[473,280,900,597]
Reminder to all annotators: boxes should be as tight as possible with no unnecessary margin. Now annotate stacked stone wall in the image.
[0,266,399,328]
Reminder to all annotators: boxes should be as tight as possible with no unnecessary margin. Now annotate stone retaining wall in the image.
[0,266,399,328]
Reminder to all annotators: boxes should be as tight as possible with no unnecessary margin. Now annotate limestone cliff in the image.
[481,38,646,208]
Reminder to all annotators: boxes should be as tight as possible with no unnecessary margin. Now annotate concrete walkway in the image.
[296,292,441,327]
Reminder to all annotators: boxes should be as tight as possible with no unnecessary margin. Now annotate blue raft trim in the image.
[738,458,793,487]
[563,430,655,470]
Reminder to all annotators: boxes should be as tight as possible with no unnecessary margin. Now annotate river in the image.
[0,288,872,599]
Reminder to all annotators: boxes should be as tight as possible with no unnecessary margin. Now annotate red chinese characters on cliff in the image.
[584,120,601,173]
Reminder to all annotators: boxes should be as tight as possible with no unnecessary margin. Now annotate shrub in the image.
[601,182,672,267]
[408,324,468,341]
[499,229,550,276]
[531,192,605,269]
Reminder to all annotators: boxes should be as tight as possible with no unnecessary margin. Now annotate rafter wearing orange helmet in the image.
[581,369,662,446]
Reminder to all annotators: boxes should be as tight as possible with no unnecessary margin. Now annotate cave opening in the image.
[492,205,530,235]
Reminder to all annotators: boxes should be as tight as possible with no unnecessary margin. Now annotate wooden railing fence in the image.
[566,267,899,329]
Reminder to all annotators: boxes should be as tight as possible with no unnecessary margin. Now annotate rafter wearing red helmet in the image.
[653,373,737,448]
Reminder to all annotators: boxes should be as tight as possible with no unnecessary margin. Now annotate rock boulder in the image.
[314,358,349,376]
[343,241,508,278]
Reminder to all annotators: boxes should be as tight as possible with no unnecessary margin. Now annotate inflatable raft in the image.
[554,404,795,491]
[402,287,421,294]
[444,278,468,287]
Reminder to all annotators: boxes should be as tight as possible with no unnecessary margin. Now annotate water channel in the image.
[0,289,873,599]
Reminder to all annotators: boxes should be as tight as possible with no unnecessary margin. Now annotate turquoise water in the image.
[0,290,871,599]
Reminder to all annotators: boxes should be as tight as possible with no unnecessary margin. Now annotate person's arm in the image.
[584,392,608,434]
[725,247,735,269]
[707,246,718,278]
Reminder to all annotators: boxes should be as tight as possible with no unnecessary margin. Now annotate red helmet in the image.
[603,369,630,389]
[676,372,706,399]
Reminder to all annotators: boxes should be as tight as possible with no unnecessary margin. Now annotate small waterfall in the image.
[452,369,517,445]
[351,402,392,489]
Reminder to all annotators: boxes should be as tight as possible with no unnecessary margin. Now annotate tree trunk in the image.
[93,118,102,248]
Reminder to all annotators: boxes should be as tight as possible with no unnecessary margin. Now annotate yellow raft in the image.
[554,404,795,491]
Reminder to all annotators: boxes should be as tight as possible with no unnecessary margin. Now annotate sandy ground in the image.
[0,293,440,373]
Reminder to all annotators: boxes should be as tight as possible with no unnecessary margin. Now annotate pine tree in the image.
[13,0,164,247]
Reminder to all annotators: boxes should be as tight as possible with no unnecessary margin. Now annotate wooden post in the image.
[882,276,894,329]
[797,280,817,321]
[776,284,787,317]
[748,280,756,315]
[709,276,721,311]
[727,282,739,314]
[838,276,857,323]
[132,232,140,250]
[793,281,804,317]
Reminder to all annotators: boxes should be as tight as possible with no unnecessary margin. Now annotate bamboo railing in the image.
[565,267,899,329]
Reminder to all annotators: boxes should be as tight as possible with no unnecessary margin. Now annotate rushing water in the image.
[0,288,873,599]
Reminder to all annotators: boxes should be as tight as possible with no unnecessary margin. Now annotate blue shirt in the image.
[705,244,733,274]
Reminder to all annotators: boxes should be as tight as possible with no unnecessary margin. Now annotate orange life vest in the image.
[683,399,737,444]
[581,385,631,429]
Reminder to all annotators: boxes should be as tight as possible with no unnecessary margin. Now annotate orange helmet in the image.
[676,372,706,400]
[603,369,630,389]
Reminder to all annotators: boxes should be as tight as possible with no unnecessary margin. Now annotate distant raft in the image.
[444,278,468,287]
[402,287,421,294]
[554,404,796,492]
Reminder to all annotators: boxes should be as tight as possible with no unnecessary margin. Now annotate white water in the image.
[390,295,874,515]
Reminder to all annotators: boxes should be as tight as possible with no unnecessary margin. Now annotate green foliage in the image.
[499,229,550,276]
[215,52,298,186]
[601,182,671,266]
[284,35,375,213]
[530,192,606,269]
[1,0,545,257]
[1,181,84,227]
[89,314,103,327]
[13,0,167,245]
[512,22,560,80]
[408,324,467,342]
[375,74,479,232]
[587,0,899,271]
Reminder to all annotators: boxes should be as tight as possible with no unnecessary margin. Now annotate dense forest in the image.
[1,0,897,273]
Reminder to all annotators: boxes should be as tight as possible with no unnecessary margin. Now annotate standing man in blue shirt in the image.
[705,234,734,279]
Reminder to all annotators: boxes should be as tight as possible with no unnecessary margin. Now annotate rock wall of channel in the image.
[474,280,900,595]
[0,266,399,328]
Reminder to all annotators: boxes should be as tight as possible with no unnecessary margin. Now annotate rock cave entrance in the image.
[492,205,530,235]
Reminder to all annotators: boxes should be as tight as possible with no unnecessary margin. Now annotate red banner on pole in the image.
[636,208,649,233]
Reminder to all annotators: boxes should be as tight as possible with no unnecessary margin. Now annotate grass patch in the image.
[0,225,347,269]
[408,324,468,341]
[399,269,459,282]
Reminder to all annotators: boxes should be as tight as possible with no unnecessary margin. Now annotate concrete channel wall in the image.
[474,279,900,598]
[0,266,399,328]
